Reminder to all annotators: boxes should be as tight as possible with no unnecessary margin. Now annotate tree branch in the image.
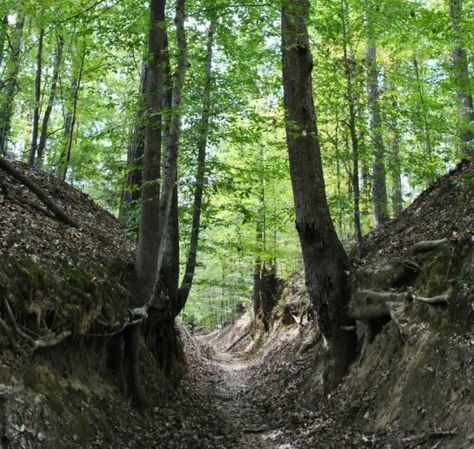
[0,157,79,228]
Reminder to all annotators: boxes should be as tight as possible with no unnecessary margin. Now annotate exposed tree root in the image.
[413,293,450,305]
[0,157,78,228]
[410,238,448,255]
[3,297,71,351]
[401,429,458,445]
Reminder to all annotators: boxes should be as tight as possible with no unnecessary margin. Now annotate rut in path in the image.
[209,351,285,449]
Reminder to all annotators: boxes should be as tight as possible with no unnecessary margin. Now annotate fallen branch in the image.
[226,329,251,352]
[410,238,448,255]
[0,157,78,228]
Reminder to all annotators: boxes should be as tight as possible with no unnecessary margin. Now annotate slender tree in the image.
[341,0,363,249]
[449,0,474,159]
[281,0,356,389]
[178,15,216,305]
[119,59,147,224]
[0,15,8,71]
[365,4,388,225]
[57,49,85,181]
[0,15,24,155]
[28,28,44,165]
[36,35,64,167]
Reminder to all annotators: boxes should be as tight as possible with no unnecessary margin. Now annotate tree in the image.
[0,14,24,155]
[36,35,64,167]
[28,27,44,165]
[449,0,474,159]
[281,0,356,389]
[178,13,216,306]
[365,2,388,225]
[129,0,167,406]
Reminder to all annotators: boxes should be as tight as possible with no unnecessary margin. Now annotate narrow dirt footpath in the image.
[207,351,284,449]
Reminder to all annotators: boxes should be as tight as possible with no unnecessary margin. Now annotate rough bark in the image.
[449,0,474,159]
[178,15,216,305]
[281,0,357,389]
[28,28,44,165]
[36,35,64,167]
[0,16,24,155]
[365,6,388,225]
[130,0,167,407]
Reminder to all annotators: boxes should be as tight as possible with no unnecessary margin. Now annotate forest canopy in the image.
[0,0,473,331]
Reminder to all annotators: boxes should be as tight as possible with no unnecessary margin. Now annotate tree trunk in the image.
[119,59,147,225]
[449,0,474,160]
[281,0,356,389]
[129,0,167,407]
[28,28,44,165]
[412,55,434,173]
[341,0,363,250]
[145,0,188,374]
[0,16,24,155]
[178,15,216,305]
[365,6,388,226]
[36,35,63,167]
[0,16,8,73]
[57,50,85,181]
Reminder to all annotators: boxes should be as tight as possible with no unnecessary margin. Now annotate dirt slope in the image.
[202,160,474,449]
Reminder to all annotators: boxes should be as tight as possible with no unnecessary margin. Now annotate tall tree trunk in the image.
[0,15,8,71]
[390,126,403,217]
[57,50,85,181]
[36,35,63,167]
[144,0,188,376]
[281,0,356,390]
[130,0,167,407]
[0,16,24,155]
[28,28,44,165]
[119,59,147,225]
[412,55,434,172]
[449,0,474,160]
[178,15,216,305]
[341,0,363,250]
[365,6,388,226]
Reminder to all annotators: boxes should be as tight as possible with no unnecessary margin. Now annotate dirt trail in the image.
[208,351,284,449]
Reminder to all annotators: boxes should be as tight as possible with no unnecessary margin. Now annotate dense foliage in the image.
[1,0,472,330]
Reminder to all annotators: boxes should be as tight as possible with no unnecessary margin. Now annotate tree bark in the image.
[178,15,216,305]
[0,16,24,155]
[28,28,44,165]
[130,0,167,407]
[281,0,356,389]
[449,0,474,160]
[365,6,388,226]
[36,35,64,167]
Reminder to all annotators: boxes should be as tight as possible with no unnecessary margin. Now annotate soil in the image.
[0,159,473,448]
